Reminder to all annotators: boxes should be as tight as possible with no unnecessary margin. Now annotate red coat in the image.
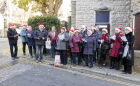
[109,33,123,57]
[48,31,58,45]
[69,34,82,53]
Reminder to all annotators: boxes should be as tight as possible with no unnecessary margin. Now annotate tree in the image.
[12,0,62,15]
[0,0,7,14]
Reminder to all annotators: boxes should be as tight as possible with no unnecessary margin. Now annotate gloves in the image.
[62,39,65,42]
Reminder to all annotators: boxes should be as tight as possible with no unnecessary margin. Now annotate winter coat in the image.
[69,34,82,52]
[109,32,123,57]
[56,32,69,50]
[27,30,35,46]
[81,30,87,38]
[122,32,134,65]
[34,29,48,46]
[92,32,101,49]
[83,35,96,55]
[99,34,110,55]
[20,29,28,43]
[48,31,58,45]
[7,28,18,45]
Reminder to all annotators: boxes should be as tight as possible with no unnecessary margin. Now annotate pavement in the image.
[0,57,139,86]
[45,56,140,82]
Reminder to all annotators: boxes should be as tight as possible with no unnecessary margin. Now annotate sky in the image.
[58,0,71,21]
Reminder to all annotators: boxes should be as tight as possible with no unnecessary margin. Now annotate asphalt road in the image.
[0,38,140,86]
[0,63,131,86]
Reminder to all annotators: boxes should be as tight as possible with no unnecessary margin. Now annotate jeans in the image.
[9,43,18,58]
[50,45,56,57]
[36,45,44,61]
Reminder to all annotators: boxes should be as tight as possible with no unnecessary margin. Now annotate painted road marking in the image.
[38,63,140,86]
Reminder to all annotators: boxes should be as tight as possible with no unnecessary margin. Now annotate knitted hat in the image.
[61,27,66,31]
[125,27,132,32]
[38,24,44,27]
[115,27,122,32]
[74,28,81,32]
[102,28,108,33]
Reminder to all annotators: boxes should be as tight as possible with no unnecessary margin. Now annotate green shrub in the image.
[28,14,61,31]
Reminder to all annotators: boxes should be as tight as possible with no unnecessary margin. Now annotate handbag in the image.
[118,46,124,57]
[46,38,51,49]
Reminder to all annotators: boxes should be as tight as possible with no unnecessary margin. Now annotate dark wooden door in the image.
[134,13,140,50]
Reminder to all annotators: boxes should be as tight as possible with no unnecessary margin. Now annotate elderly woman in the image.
[109,27,124,70]
[56,27,69,65]
[70,28,82,65]
[122,27,134,74]
[27,26,36,58]
[48,26,58,58]
[91,26,101,64]
[83,30,96,68]
[98,29,110,67]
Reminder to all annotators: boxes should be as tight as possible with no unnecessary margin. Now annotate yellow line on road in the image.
[39,63,140,86]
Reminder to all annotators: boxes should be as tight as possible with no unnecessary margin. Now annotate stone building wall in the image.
[71,0,76,27]
[72,0,131,35]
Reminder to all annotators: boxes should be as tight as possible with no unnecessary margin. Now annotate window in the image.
[96,11,110,24]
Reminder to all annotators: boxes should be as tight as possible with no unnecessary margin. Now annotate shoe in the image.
[122,72,127,74]
[12,57,15,60]
[103,64,106,66]
[110,66,114,69]
[15,56,19,59]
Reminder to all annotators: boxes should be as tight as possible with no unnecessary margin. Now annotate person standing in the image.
[122,27,134,74]
[20,25,28,55]
[80,25,87,63]
[48,26,58,58]
[27,26,36,58]
[109,27,123,70]
[34,24,48,62]
[91,26,101,64]
[70,28,82,65]
[83,30,96,68]
[69,27,75,64]
[56,27,69,65]
[7,24,18,60]
[98,29,110,67]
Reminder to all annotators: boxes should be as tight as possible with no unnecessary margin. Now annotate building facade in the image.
[71,0,140,72]
[71,0,132,35]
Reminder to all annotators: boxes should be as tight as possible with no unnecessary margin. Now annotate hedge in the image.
[28,14,61,31]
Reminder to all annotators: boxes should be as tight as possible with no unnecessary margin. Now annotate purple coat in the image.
[83,35,96,55]
[70,34,82,52]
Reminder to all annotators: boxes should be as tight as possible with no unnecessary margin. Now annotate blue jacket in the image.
[83,35,96,55]
[20,29,28,43]
[27,30,35,46]
[92,32,101,49]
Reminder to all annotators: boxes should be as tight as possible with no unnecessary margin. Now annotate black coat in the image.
[34,29,48,46]
[7,28,18,45]
[125,32,135,65]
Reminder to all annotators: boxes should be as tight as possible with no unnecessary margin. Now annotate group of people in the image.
[7,24,134,74]
[7,24,48,62]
